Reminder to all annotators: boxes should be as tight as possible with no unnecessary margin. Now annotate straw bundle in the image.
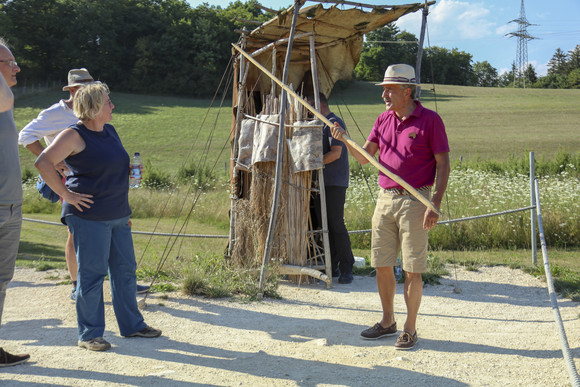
[231,92,324,283]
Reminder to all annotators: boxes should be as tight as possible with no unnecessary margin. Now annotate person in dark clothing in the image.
[308,93,355,284]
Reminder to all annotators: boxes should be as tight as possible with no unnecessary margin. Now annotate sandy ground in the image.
[0,265,579,386]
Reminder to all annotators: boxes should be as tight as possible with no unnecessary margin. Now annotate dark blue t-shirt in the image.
[322,112,349,187]
[61,123,131,223]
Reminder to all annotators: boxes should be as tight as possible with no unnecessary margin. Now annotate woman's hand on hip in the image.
[63,191,94,212]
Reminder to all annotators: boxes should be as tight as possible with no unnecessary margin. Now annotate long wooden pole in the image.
[258,1,303,295]
[231,43,442,216]
[415,1,429,98]
[309,34,333,287]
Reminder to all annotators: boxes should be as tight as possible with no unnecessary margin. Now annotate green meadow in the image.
[15,82,580,176]
[14,82,580,300]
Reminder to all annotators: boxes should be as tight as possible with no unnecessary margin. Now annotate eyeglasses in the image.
[0,60,18,68]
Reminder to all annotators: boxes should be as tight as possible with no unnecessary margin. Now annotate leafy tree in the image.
[567,68,580,89]
[535,46,580,89]
[547,48,568,75]
[220,0,273,29]
[567,45,580,71]
[420,46,473,85]
[524,64,537,84]
[354,24,418,81]
[0,0,70,81]
[533,73,569,89]
[472,61,498,87]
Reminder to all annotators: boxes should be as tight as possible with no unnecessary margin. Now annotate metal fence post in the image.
[530,151,537,265]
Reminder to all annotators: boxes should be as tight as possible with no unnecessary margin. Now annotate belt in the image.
[383,186,431,196]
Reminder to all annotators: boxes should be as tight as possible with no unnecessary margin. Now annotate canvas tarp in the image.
[251,114,280,165]
[244,2,431,97]
[286,120,323,173]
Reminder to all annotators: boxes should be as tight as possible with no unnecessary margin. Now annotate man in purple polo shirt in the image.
[331,64,450,350]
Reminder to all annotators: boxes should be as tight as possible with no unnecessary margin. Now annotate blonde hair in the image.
[73,82,110,121]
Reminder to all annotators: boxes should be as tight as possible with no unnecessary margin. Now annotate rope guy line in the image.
[136,54,234,268]
[22,204,537,238]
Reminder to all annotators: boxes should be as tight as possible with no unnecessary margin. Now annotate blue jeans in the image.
[66,215,146,341]
[0,204,22,327]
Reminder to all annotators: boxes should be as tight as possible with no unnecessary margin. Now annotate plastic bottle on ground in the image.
[129,152,143,188]
[394,256,403,281]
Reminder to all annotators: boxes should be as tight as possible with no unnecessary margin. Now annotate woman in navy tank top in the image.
[35,83,161,351]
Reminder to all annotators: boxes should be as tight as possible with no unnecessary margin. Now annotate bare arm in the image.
[423,151,450,230]
[329,123,378,165]
[323,145,342,164]
[26,140,70,175]
[25,140,45,157]
[34,129,93,211]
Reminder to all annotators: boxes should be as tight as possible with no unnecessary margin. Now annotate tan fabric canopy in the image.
[244,2,431,97]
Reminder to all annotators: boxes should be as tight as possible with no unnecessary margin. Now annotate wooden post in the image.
[415,1,429,99]
[228,34,249,258]
[259,1,304,295]
[270,46,277,96]
[309,34,333,287]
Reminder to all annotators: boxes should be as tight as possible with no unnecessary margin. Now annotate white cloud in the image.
[495,23,513,37]
[397,0,497,41]
[536,62,549,76]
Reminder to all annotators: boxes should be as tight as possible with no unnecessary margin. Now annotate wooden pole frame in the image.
[309,34,333,287]
[231,42,442,216]
[258,1,304,295]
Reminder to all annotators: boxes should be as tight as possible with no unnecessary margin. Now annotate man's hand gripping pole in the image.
[231,43,442,216]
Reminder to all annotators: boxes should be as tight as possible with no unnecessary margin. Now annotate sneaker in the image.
[0,348,30,367]
[70,286,77,301]
[136,284,150,295]
[394,330,418,350]
[78,337,111,351]
[338,272,353,284]
[126,325,162,338]
[360,322,398,340]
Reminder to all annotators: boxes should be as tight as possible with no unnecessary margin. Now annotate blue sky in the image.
[187,0,580,76]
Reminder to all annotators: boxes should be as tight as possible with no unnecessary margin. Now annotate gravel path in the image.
[0,265,578,386]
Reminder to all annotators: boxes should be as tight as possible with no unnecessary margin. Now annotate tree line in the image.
[0,0,272,96]
[1,0,578,97]
[355,23,580,89]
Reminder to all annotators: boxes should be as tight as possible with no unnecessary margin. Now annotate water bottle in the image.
[394,256,403,281]
[129,152,143,188]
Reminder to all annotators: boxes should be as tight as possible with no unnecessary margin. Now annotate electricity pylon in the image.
[506,0,537,88]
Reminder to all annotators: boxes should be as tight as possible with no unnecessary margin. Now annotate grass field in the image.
[331,82,580,163]
[15,82,580,177]
[13,82,580,300]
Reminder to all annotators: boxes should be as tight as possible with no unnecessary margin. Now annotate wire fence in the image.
[13,81,60,98]
[23,205,536,238]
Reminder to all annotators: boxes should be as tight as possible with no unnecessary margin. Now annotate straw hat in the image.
[62,68,94,91]
[375,64,418,86]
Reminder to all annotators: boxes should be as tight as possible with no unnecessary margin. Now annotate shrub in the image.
[22,167,36,184]
[143,161,175,190]
[177,161,217,191]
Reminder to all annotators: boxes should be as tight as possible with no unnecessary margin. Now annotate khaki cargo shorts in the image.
[371,188,431,273]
